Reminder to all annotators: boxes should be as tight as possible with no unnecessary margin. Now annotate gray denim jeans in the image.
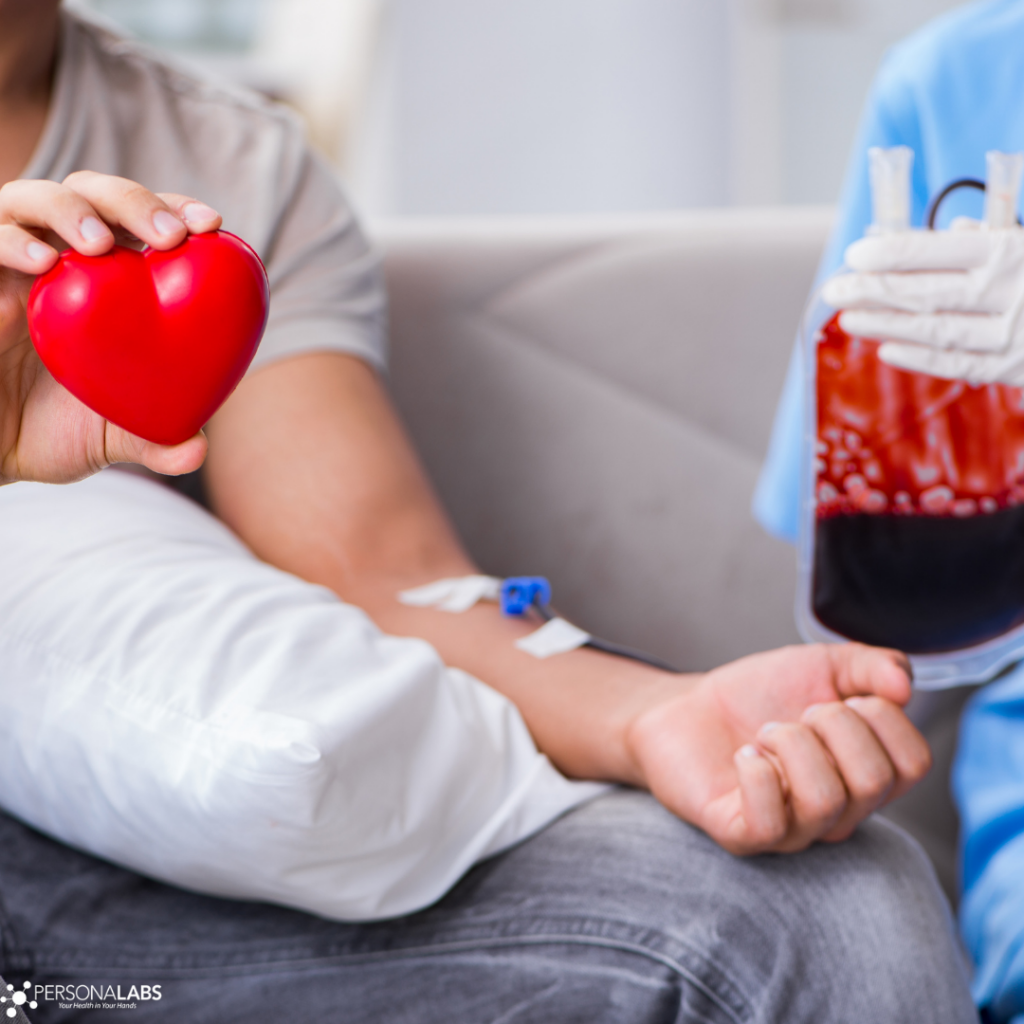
[0,788,976,1023]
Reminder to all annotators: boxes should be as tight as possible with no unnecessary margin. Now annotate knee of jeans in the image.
[757,816,949,949]
[725,814,971,1019]
[830,814,948,913]
[775,816,963,975]
[565,797,948,956]
[472,793,976,1021]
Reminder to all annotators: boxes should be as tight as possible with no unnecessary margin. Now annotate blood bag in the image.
[798,148,1024,688]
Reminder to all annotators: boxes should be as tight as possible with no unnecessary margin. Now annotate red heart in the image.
[27,230,269,445]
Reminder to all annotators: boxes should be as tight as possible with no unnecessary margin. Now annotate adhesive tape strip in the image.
[398,575,502,613]
[515,618,591,659]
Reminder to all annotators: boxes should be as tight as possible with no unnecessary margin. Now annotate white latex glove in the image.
[821,220,1024,384]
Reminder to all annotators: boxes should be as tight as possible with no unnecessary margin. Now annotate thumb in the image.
[104,423,208,476]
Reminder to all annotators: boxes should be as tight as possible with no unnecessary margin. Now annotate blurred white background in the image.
[76,0,966,216]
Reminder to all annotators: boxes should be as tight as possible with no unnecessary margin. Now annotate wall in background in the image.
[75,0,969,215]
[347,0,968,215]
[367,0,733,215]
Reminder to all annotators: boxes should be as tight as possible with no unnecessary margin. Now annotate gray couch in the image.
[375,209,974,905]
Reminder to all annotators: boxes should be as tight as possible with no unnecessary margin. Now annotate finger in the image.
[823,270,1009,317]
[840,309,1008,352]
[722,745,789,854]
[845,231,990,273]
[800,702,896,841]
[825,643,912,705]
[0,223,58,275]
[104,424,208,476]
[843,696,932,803]
[878,341,1024,384]
[156,193,222,234]
[62,171,187,251]
[755,722,848,849]
[0,179,115,255]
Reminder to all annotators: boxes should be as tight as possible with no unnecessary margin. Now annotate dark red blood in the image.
[813,507,1024,652]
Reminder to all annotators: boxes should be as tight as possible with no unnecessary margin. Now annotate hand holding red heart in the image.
[0,171,222,484]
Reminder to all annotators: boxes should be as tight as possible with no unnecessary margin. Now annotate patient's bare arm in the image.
[205,351,931,855]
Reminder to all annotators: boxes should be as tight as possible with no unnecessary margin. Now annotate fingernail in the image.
[79,216,109,241]
[153,210,183,236]
[182,202,219,225]
[737,744,760,759]
[802,703,824,718]
[845,697,868,710]
[760,721,781,735]
[26,241,52,262]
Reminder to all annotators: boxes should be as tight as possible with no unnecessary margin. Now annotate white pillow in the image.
[0,469,603,920]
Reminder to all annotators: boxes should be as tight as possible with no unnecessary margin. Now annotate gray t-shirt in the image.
[24,6,387,373]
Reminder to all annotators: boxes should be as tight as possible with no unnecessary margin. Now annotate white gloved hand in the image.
[820,220,1024,384]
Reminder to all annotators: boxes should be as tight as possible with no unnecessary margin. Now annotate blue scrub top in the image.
[753,2,1024,1017]
[754,0,1024,542]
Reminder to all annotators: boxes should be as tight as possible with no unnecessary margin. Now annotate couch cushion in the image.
[375,209,833,670]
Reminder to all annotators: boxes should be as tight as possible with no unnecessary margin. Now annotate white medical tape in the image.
[397,575,502,613]
[515,618,591,659]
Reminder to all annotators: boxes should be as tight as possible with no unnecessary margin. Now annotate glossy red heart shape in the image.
[27,230,269,445]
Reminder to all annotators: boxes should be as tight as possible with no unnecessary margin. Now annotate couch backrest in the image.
[374,208,834,670]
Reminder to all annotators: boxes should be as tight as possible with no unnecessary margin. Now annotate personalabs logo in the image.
[28,982,163,1014]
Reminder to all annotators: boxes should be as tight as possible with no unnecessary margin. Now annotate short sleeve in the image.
[38,9,389,377]
[250,147,388,374]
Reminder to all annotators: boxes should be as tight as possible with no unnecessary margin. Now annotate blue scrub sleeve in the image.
[956,672,1024,1019]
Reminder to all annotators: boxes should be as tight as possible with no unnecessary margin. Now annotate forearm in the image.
[356,588,692,785]
[204,352,695,785]
[204,353,930,856]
